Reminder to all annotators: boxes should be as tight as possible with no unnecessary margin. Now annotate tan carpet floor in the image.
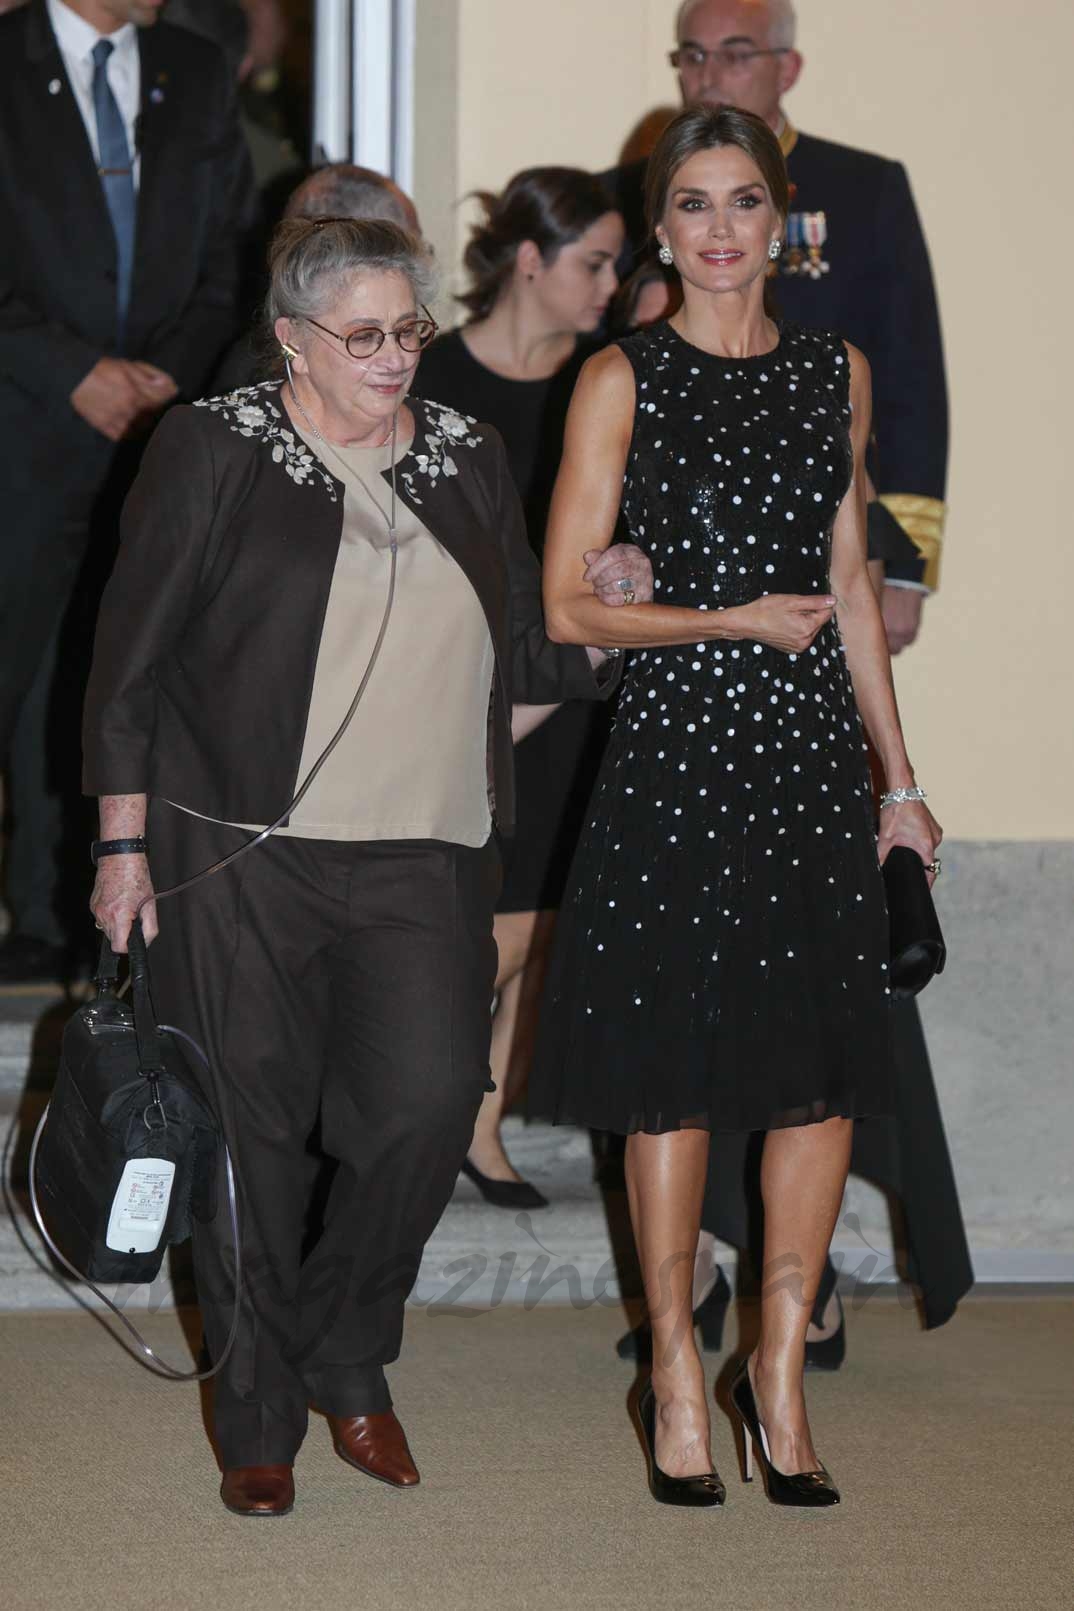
[1,1294,1070,1611]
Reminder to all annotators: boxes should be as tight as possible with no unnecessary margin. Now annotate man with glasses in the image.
[602,0,948,656]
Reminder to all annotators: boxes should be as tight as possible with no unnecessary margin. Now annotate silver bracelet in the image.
[880,786,927,808]
[600,647,623,660]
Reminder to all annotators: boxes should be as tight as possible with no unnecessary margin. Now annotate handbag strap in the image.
[94,918,166,1079]
[126,917,167,1079]
[92,933,121,996]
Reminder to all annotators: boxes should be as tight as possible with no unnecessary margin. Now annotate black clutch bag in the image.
[33,919,219,1286]
[882,845,947,998]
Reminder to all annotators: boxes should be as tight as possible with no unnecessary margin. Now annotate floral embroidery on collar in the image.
[194,388,486,506]
[400,399,483,505]
[194,382,338,501]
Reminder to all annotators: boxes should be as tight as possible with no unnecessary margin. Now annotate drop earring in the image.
[658,243,673,266]
[768,238,782,261]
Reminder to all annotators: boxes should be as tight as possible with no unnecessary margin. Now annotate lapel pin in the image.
[48,78,62,95]
[801,212,830,279]
[781,212,805,276]
[779,212,829,278]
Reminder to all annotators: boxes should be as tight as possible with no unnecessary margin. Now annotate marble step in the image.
[0,997,71,1099]
[3,1140,905,1323]
[0,991,950,1315]
[3,1111,626,1314]
[0,997,629,1310]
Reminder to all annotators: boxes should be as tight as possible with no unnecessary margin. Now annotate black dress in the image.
[533,321,893,1135]
[417,328,610,912]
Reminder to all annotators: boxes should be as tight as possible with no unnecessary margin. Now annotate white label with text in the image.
[105,1158,175,1254]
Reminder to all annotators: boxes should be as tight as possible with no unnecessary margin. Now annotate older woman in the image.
[83,217,652,1518]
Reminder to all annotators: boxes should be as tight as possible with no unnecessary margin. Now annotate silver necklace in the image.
[287,369,399,541]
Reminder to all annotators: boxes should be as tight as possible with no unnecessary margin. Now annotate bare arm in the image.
[867,557,885,598]
[830,345,942,869]
[542,347,836,655]
[863,468,886,598]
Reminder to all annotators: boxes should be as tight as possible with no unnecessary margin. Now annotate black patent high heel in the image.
[729,1358,840,1507]
[804,1255,846,1373]
[616,1264,732,1361]
[637,1382,726,1508]
[459,1157,549,1210]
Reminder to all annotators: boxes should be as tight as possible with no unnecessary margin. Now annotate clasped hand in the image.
[735,592,837,654]
[70,357,179,443]
[582,545,654,605]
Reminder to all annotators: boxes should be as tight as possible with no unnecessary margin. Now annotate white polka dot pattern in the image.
[533,324,893,1138]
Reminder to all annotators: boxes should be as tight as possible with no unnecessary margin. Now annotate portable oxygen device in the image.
[33,921,219,1287]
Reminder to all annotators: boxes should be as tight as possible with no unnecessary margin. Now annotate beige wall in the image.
[414,0,1074,839]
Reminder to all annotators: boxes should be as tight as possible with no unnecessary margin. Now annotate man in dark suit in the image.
[0,0,254,979]
[601,0,948,657]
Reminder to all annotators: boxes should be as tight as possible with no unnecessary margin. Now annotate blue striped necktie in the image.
[91,38,135,345]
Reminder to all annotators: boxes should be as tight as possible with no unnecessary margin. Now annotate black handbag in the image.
[32,918,219,1287]
[883,845,947,997]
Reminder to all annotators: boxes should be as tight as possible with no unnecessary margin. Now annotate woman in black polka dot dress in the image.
[546,314,893,1135]
[534,108,942,1506]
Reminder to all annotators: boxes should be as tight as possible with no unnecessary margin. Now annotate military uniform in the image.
[602,121,949,589]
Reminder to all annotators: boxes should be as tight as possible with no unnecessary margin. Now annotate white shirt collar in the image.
[46,0,138,68]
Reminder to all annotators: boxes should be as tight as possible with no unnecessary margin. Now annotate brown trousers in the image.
[147,799,500,1466]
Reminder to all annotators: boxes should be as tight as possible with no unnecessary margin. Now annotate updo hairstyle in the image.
[459,166,617,320]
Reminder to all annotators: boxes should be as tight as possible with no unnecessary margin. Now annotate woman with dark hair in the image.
[535,107,941,1507]
[419,168,623,1205]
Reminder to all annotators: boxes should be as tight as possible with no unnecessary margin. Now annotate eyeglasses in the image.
[304,306,439,360]
[670,45,790,73]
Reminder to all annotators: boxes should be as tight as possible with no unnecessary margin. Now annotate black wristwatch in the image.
[91,836,149,866]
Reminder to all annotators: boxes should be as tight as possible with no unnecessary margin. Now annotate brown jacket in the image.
[82,385,616,832]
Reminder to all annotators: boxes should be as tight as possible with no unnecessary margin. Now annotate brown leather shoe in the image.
[327,1411,420,1488]
[220,1464,295,1517]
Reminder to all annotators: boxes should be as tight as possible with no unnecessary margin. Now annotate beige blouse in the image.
[169,416,495,846]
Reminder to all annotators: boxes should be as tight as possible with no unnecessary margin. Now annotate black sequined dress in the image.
[532,322,892,1135]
